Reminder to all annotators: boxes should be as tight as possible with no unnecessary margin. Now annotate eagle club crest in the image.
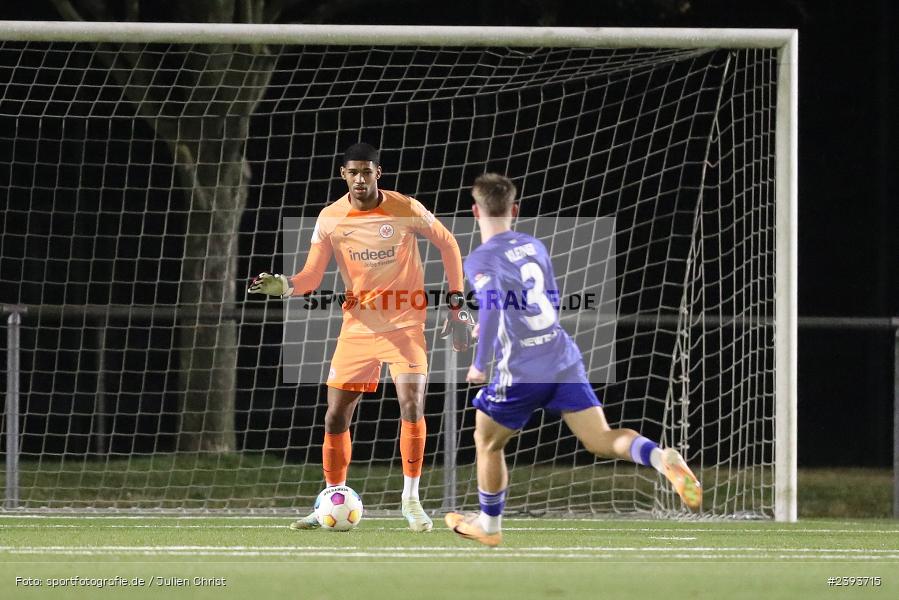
[379,224,395,238]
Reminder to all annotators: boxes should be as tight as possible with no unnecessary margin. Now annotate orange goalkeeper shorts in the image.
[326,324,428,392]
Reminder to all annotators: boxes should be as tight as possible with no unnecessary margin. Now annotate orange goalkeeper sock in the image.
[322,430,352,486]
[400,418,426,478]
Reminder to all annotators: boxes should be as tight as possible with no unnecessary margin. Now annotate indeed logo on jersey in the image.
[347,246,396,262]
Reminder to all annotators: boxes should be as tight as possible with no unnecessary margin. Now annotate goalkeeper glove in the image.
[439,308,475,352]
[247,272,291,298]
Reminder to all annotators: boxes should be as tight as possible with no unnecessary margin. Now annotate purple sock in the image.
[478,488,506,517]
[629,436,659,466]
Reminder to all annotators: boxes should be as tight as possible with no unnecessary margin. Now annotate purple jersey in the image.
[464,230,583,385]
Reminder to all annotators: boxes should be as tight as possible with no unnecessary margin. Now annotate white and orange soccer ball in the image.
[314,485,363,531]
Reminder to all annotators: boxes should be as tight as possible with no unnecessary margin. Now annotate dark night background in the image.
[0,0,896,469]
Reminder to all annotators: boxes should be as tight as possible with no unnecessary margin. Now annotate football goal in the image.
[0,22,797,520]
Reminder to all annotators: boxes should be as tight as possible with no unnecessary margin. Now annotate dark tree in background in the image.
[46,0,318,453]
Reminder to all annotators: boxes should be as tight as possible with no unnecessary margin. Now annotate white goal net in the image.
[0,24,796,519]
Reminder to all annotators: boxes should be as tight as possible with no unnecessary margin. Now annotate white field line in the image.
[1,547,899,561]
[2,551,895,561]
[0,524,288,529]
[0,545,899,556]
[471,524,899,534]
[1,515,897,530]
[0,515,654,520]
[3,523,899,535]
[6,515,886,526]
[0,519,899,540]
[2,515,894,533]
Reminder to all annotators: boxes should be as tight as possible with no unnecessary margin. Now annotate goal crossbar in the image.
[0,21,795,49]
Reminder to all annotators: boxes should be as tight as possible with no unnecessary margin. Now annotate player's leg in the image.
[393,372,432,531]
[290,386,362,530]
[291,334,378,531]
[562,406,701,511]
[394,372,427,498]
[321,335,380,485]
[545,365,645,462]
[473,408,516,534]
[384,325,433,531]
[547,362,701,510]
[322,386,364,484]
[447,379,542,547]
[445,408,515,547]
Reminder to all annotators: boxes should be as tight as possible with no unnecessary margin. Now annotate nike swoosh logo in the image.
[408,363,421,368]
[406,458,422,464]
[343,230,356,236]
[453,525,476,540]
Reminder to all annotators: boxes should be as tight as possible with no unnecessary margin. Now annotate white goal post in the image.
[0,21,797,521]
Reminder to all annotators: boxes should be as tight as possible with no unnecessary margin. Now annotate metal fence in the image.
[3,302,898,515]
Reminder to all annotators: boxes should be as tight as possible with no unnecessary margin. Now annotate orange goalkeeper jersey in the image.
[288,190,464,335]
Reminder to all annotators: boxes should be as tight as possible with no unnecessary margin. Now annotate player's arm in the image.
[466,272,501,383]
[417,216,464,298]
[248,233,333,298]
[413,203,473,351]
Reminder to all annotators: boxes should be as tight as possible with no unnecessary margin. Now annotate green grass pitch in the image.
[2,516,898,599]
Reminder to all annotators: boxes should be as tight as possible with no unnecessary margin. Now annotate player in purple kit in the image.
[444,173,701,546]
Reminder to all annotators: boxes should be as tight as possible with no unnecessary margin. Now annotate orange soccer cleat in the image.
[662,448,702,511]
[444,512,503,547]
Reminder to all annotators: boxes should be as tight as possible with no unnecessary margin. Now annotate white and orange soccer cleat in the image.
[288,512,320,530]
[444,512,503,547]
[662,448,702,511]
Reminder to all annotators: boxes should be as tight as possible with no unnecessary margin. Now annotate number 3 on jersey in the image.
[520,262,556,331]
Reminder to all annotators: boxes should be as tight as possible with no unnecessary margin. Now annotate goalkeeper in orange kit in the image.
[248,143,472,532]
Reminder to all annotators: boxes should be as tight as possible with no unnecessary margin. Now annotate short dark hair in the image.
[472,173,517,217]
[343,143,380,165]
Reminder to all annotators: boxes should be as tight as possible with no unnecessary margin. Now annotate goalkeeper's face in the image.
[341,160,382,203]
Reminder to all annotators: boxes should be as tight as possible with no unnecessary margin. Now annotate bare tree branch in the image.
[236,0,268,52]
[50,0,174,137]
[304,0,370,24]
[74,0,114,20]
[124,0,139,21]
[237,0,254,23]
[238,0,265,23]
[263,0,306,23]
[230,50,276,116]
[170,0,231,23]
[49,0,84,21]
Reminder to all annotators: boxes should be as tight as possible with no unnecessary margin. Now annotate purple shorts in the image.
[472,362,601,431]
